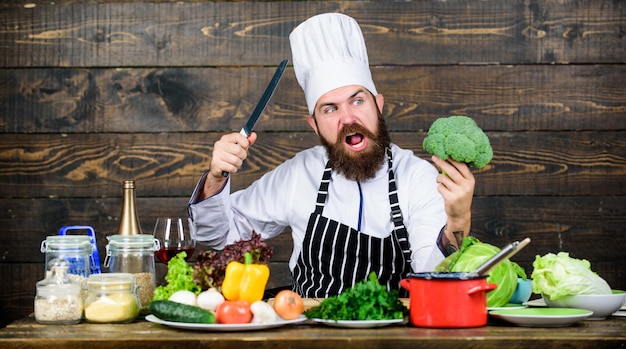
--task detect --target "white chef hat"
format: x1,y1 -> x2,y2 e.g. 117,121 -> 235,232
289,13 -> 377,115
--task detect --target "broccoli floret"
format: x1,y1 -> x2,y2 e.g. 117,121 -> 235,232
422,115 -> 493,169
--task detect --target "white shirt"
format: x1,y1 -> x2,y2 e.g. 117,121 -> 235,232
188,143 -> 447,273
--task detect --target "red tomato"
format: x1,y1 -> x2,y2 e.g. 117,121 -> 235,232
273,290 -> 304,320
215,300 -> 253,324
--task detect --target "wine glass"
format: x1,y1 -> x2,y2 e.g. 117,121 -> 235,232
153,217 -> 196,263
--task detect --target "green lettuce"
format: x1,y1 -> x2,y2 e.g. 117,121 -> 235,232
531,252 -> 611,300
435,237 -> 527,307
153,252 -> 201,301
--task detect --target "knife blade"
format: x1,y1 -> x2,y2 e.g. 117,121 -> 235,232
222,59 -> 288,177
474,237 -> 531,275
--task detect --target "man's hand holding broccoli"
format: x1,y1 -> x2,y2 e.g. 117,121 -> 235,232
423,115 -> 491,251
423,115 -> 493,169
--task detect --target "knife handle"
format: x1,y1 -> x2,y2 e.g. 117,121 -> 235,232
221,128 -> 250,177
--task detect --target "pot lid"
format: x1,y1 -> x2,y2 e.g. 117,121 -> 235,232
407,272 -> 487,280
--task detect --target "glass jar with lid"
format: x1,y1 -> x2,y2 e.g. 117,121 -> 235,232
34,258 -> 84,325
84,273 -> 140,323
105,234 -> 158,309
40,235 -> 92,282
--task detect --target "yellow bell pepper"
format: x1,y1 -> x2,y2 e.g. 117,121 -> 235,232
221,252 -> 270,303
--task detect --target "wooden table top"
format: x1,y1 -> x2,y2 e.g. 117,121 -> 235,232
1,314 -> 625,349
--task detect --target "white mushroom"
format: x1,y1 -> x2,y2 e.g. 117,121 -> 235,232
250,301 -> 278,324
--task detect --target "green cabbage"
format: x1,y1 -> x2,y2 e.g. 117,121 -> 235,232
435,237 -> 527,307
531,252 -> 611,300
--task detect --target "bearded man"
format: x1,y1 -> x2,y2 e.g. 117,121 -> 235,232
188,13 -> 475,297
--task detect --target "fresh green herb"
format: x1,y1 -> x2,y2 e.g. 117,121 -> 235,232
304,272 -> 408,321
153,252 -> 201,301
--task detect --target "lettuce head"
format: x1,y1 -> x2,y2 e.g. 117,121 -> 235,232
531,252 -> 611,300
435,237 -> 527,307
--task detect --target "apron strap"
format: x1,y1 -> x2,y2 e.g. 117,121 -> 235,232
314,166 -> 332,214
386,147 -> 412,265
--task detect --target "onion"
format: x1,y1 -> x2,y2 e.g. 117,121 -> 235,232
197,288 -> 225,312
168,290 -> 197,306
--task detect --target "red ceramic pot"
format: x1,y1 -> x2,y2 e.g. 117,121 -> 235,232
400,272 -> 497,328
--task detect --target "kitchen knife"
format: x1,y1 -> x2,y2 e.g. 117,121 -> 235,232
222,59 -> 288,177
474,237 -> 531,276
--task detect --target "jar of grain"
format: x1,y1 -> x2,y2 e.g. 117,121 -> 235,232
40,235 -> 92,282
84,273 -> 140,323
35,259 -> 83,325
105,235 -> 158,310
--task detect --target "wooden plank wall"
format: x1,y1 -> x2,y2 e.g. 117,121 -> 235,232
1,0 -> 625,327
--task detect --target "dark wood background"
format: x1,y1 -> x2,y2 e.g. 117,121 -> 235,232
1,0 -> 624,328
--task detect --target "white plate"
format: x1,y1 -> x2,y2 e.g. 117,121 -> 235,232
145,314 -> 307,331
523,298 -> 548,307
311,318 -> 406,328
524,298 -> 626,311
487,303 -> 528,311
490,308 -> 593,327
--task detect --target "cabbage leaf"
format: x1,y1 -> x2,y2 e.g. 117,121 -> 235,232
435,237 -> 527,307
531,252 -> 611,300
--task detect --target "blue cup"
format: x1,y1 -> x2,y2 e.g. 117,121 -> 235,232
509,278 -> 533,304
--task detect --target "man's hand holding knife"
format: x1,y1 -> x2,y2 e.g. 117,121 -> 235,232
200,60 -> 288,200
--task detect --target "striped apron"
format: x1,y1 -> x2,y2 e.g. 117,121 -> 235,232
292,148 -> 412,297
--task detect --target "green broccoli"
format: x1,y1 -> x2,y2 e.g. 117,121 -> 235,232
422,115 -> 493,169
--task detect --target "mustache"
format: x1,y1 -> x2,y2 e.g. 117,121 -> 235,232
337,123 -> 375,144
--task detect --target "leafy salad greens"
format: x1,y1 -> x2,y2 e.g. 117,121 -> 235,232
304,272 -> 408,321
153,252 -> 201,301
435,237 -> 527,307
531,252 -> 611,300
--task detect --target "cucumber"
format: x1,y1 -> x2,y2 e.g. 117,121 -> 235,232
150,300 -> 215,324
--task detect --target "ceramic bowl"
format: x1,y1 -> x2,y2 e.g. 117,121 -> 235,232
508,278 -> 533,304
543,290 -> 626,320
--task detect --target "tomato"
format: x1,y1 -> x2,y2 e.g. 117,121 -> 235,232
215,300 -> 253,324
272,290 -> 304,320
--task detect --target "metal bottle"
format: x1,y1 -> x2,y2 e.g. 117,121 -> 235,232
116,180 -> 142,236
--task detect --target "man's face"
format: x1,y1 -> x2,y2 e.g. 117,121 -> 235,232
308,85 -> 390,181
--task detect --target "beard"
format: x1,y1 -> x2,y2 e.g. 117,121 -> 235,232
319,113 -> 391,182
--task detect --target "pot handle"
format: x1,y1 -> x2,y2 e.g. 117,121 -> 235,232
399,279 -> 411,292
467,283 -> 498,295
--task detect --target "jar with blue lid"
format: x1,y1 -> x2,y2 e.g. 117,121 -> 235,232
40,235 -> 92,281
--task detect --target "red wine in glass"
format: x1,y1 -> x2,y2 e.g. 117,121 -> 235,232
153,217 -> 196,263
155,246 -> 195,264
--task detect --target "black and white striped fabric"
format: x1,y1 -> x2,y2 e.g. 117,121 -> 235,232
293,148 -> 412,297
